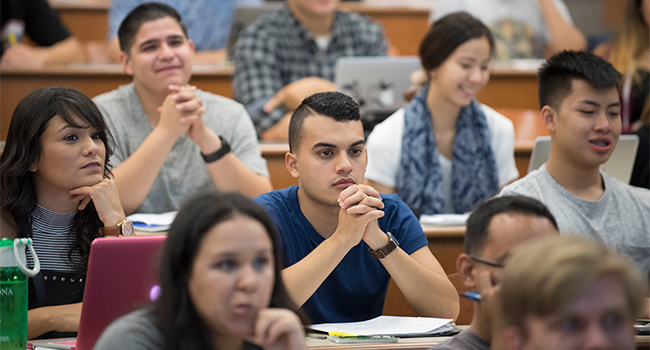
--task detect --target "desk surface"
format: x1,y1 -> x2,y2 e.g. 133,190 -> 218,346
30,332 -> 650,350
0,61 -> 538,140
306,334 -> 454,349
0,61 -> 233,76
307,334 -> 650,349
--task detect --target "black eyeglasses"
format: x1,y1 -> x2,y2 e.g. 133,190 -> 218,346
469,254 -> 504,268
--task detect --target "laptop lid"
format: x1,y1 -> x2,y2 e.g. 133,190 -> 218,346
335,56 -> 422,125
226,3 -> 283,62
74,236 -> 166,350
527,135 -> 640,183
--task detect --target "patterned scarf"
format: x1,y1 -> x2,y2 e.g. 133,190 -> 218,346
396,86 -> 499,214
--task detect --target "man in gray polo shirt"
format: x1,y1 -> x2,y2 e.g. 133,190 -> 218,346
94,3 -> 272,214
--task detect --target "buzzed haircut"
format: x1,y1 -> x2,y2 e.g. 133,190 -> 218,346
538,51 -> 622,111
464,195 -> 558,255
118,2 -> 188,54
288,91 -> 361,153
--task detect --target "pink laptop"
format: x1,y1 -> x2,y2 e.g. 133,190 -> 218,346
32,236 -> 166,350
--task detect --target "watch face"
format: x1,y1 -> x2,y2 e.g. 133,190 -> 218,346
122,220 -> 135,237
387,231 -> 399,246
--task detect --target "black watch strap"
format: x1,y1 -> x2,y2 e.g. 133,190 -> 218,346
201,136 -> 231,163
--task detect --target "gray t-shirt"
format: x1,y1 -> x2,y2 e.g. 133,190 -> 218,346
94,309 -> 163,350
94,309 -> 262,350
94,83 -> 269,213
431,329 -> 490,350
500,164 -> 650,280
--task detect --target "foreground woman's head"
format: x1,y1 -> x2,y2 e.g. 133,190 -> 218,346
156,191 -> 300,349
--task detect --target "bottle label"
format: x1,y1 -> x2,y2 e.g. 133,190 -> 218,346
1,270 -> 28,350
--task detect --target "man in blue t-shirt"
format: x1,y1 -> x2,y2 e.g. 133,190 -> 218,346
254,91 -> 459,324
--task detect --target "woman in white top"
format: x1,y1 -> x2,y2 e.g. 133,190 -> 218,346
366,12 -> 518,215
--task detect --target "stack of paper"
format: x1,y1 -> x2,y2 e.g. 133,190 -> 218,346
420,214 -> 469,227
127,211 -> 177,234
308,315 -> 455,337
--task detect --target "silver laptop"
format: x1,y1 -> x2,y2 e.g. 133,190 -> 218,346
527,135 -> 640,183
335,56 -> 422,128
226,3 -> 283,62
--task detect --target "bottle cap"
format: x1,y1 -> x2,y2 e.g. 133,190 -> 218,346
0,238 -> 20,268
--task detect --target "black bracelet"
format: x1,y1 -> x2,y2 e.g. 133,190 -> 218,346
201,136 -> 231,163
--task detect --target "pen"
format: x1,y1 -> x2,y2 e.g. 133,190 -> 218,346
459,291 -> 482,302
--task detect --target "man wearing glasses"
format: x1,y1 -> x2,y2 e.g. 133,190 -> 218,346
432,195 -> 558,350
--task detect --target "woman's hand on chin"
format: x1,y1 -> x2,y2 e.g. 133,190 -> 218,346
69,179 -> 126,227
248,308 -> 306,350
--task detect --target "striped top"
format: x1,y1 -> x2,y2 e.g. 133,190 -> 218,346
26,205 -> 81,272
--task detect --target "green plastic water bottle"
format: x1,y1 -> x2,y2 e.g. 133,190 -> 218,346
0,238 -> 40,350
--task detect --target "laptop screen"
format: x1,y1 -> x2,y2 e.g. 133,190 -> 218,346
75,236 -> 166,350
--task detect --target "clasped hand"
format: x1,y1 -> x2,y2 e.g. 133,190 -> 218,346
334,185 -> 387,249
157,85 -> 223,152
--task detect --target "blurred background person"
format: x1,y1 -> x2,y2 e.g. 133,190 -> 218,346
106,0 -> 260,62
1,0 -> 84,68
595,0 -> 650,134
430,0 -> 586,60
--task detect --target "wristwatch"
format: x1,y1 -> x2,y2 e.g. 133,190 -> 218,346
201,136 -> 231,163
101,218 -> 135,237
369,232 -> 399,259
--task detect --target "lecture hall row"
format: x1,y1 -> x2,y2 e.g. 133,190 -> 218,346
1,0 -> 646,332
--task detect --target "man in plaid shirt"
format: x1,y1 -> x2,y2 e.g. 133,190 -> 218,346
233,0 -> 387,141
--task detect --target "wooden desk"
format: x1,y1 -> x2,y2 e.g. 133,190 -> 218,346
50,0 -> 430,56
306,333 -> 456,349
496,107 -> 549,177
307,334 -> 650,349
340,3 -> 429,56
477,68 -> 539,110
0,62 -> 233,140
383,225 -> 465,318
27,331 -> 649,349
259,142 -> 297,191
0,62 -> 539,140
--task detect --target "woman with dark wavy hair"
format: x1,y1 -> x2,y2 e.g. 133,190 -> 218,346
95,191 -> 307,350
0,86 -> 128,339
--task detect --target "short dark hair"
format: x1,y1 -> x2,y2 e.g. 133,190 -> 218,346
153,191 -> 306,350
464,196 -> 558,255
538,51 -> 622,111
118,2 -> 188,54
419,12 -> 495,74
288,91 -> 360,153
